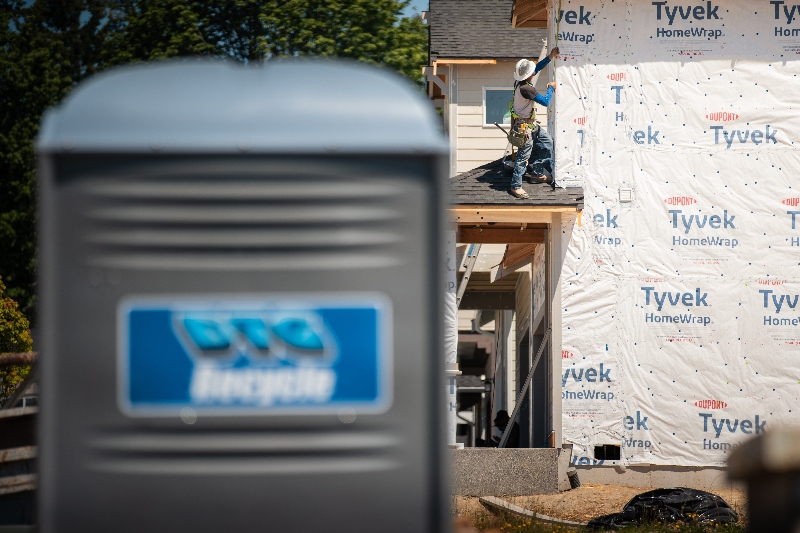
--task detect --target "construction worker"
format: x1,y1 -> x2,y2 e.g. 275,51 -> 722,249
509,47 -> 559,199
491,410 -> 520,448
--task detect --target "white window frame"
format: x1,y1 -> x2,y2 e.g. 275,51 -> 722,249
482,86 -> 514,128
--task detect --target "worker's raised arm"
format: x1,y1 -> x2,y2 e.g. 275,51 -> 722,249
534,47 -> 560,74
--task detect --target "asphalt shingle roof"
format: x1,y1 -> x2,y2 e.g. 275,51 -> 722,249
429,0 -> 547,61
450,159 -> 584,207
456,374 -> 487,391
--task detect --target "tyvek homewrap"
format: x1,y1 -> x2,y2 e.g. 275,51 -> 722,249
550,0 -> 800,466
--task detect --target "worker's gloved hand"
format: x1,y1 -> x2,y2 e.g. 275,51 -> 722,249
547,81 -> 557,91
549,47 -> 560,59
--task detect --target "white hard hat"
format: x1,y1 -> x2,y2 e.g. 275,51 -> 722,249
514,59 -> 536,81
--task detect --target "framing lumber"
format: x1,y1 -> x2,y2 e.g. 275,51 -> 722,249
451,206 -> 576,224
480,497 -> 587,527
490,243 -> 539,282
457,227 -> 545,244
499,328 -> 551,447
513,0 -> 548,27
433,59 -> 497,65
422,66 -> 448,96
459,292 -> 516,310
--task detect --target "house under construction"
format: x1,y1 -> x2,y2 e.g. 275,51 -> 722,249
429,0 -> 799,493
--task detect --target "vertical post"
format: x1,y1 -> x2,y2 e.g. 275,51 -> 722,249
507,313 -> 516,417
547,0 -> 556,142
526,266 -> 534,447
444,229 -> 460,446
448,64 -> 458,177
550,214 -> 563,447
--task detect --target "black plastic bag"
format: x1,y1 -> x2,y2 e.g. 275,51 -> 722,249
587,487 -> 739,530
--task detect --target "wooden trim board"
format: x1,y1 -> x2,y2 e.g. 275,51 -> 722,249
479,496 -> 587,527
457,227 -> 545,244
451,205 -> 577,224
434,59 -> 497,65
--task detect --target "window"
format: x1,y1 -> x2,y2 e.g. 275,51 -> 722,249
483,87 -> 514,127
594,444 -> 621,461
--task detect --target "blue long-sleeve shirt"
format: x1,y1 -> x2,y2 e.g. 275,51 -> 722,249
534,56 -> 551,74
533,86 -> 554,107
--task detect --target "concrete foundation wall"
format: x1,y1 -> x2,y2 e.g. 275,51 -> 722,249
452,449 -> 559,496
573,465 -> 744,492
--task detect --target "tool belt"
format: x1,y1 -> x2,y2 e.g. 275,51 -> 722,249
507,119 -> 540,148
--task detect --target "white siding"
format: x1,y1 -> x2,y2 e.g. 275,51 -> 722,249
454,61 -> 551,174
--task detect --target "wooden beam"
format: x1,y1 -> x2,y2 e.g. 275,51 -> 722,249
451,205 -> 577,224
458,227 -> 545,244
517,19 -> 548,28
459,292 -> 516,310
518,5 -> 547,22
514,0 -> 547,25
504,243 -> 538,267
433,59 -> 497,65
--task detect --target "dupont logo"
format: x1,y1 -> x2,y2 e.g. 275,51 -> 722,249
607,72 -> 624,81
706,112 -> 739,122
638,277 -> 665,283
664,196 -> 697,206
562,350 -> 575,359
783,197 -> 800,207
574,117 -> 587,126
695,400 -> 728,409
757,279 -> 787,286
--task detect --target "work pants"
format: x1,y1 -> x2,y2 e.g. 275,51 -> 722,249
511,127 -> 553,190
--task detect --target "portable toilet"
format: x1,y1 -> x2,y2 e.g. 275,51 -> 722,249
36,59 -> 449,533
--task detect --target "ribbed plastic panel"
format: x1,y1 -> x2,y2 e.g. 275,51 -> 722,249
87,429 -> 400,475
79,168 -> 408,270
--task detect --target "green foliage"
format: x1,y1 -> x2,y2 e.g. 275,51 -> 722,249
259,0 -> 427,82
0,276 -> 33,405
0,0 -> 429,322
0,0 -> 115,317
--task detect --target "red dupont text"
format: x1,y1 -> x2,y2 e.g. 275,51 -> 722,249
664,196 -> 697,206
607,72 -> 624,81
706,112 -> 739,122
562,350 -> 575,359
574,117 -> 587,126
695,400 -> 727,409
783,198 -> 800,207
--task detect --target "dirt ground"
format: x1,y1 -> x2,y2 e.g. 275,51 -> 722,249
454,483 -> 748,525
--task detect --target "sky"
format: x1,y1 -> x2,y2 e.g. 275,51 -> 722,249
403,0 -> 428,17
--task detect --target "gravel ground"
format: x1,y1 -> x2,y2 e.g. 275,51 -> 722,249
454,483 -> 748,525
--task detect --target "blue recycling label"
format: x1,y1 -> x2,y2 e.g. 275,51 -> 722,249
118,295 -> 392,416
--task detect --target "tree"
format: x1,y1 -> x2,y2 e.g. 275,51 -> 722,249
0,0 -> 116,319
0,0 -> 429,324
0,276 -> 33,405
259,0 -> 427,82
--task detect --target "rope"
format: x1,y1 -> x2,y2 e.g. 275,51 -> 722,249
554,0 -> 563,48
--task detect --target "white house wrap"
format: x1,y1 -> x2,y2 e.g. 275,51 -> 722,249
552,0 -> 800,466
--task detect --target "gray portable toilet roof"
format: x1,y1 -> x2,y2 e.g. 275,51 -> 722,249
37,59 -> 448,155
